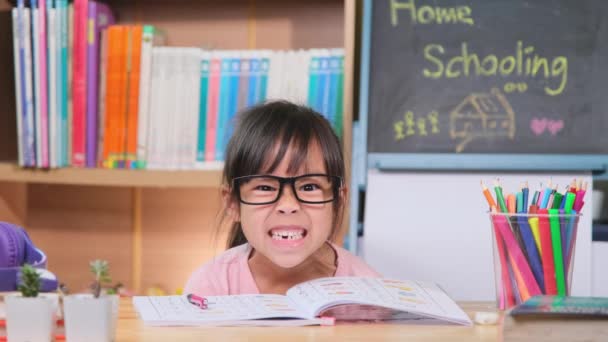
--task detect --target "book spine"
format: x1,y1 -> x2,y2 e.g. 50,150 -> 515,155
224,54 -> 240,153
184,48 -> 201,169
71,0 -> 86,167
334,53 -> 344,137
307,51 -> 319,111
236,51 -> 249,113
215,54 -> 231,161
102,25 -> 124,168
135,25 -> 154,169
258,52 -> 269,102
86,2 -> 114,168
317,50 -> 330,118
38,0 -> 49,167
196,52 -> 209,165
32,2 -> 42,167
204,53 -> 220,162
145,47 -> 164,169
327,51 -> 340,132
247,55 -> 259,107
47,1 -> 57,168
125,25 -> 143,169
67,2 -> 73,166
114,25 -> 129,168
11,8 -> 24,167
23,7 -> 36,167
96,28 -> 108,167
58,0 -> 68,166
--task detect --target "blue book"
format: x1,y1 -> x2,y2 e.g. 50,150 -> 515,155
196,55 -> 210,162
327,53 -> 340,129
17,1 -> 36,166
316,54 -> 330,117
236,56 -> 250,112
215,56 -> 232,161
247,57 -> 260,106
59,0 -> 68,166
224,56 -> 241,150
307,54 -> 320,111
334,54 -> 345,137
258,55 -> 269,102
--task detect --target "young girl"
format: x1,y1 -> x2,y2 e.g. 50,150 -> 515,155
184,101 -> 380,296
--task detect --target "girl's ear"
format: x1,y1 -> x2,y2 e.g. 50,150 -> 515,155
222,186 -> 240,222
339,184 -> 348,204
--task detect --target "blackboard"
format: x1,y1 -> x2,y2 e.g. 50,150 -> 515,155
366,0 -> 608,155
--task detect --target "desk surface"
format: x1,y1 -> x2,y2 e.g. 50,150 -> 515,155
116,299 -> 502,341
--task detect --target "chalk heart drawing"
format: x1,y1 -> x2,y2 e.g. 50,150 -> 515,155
547,119 -> 564,136
530,118 -> 548,135
530,118 -> 564,136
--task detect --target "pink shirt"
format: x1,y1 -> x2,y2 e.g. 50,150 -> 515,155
184,243 -> 381,296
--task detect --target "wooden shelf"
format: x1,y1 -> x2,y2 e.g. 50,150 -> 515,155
0,161 -> 223,188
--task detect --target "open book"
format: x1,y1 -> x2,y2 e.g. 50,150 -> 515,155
133,277 -> 472,326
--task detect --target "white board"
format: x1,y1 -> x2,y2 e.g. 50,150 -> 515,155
363,170 -> 592,301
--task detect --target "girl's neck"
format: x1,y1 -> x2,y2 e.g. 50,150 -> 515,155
248,242 -> 338,295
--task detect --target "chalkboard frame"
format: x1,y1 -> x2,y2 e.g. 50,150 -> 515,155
358,0 -> 608,175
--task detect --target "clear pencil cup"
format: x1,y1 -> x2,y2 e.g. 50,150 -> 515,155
489,211 -> 581,310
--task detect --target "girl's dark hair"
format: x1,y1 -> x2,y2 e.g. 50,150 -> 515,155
221,101 -> 346,249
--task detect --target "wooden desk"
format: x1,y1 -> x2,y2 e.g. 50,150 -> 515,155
116,298 -> 502,341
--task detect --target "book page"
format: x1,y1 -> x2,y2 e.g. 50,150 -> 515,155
286,277 -> 471,325
133,294 -> 315,326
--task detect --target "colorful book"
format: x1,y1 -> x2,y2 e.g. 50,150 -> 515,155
511,296 -> 608,317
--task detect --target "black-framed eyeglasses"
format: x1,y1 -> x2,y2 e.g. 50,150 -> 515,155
232,174 -> 343,205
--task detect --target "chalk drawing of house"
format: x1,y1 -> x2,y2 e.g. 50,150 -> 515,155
449,88 -> 516,153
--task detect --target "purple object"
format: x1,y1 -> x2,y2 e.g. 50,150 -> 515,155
86,1 -> 114,167
0,222 -> 58,292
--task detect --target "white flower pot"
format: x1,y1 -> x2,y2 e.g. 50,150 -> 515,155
5,293 -> 58,342
63,294 -> 119,342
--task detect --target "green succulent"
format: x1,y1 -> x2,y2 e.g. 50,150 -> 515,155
18,264 -> 41,298
90,259 -> 112,298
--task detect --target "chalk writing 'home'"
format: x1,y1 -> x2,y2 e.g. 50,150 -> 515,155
391,0 -> 474,26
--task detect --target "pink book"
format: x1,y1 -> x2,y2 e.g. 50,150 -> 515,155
38,0 -> 49,167
71,0 -> 87,167
205,55 -> 221,161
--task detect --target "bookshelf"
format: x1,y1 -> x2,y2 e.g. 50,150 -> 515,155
0,0 -> 356,295
0,161 -> 223,187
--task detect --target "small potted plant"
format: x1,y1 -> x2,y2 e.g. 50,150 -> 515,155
63,260 -> 120,342
5,264 -> 58,342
